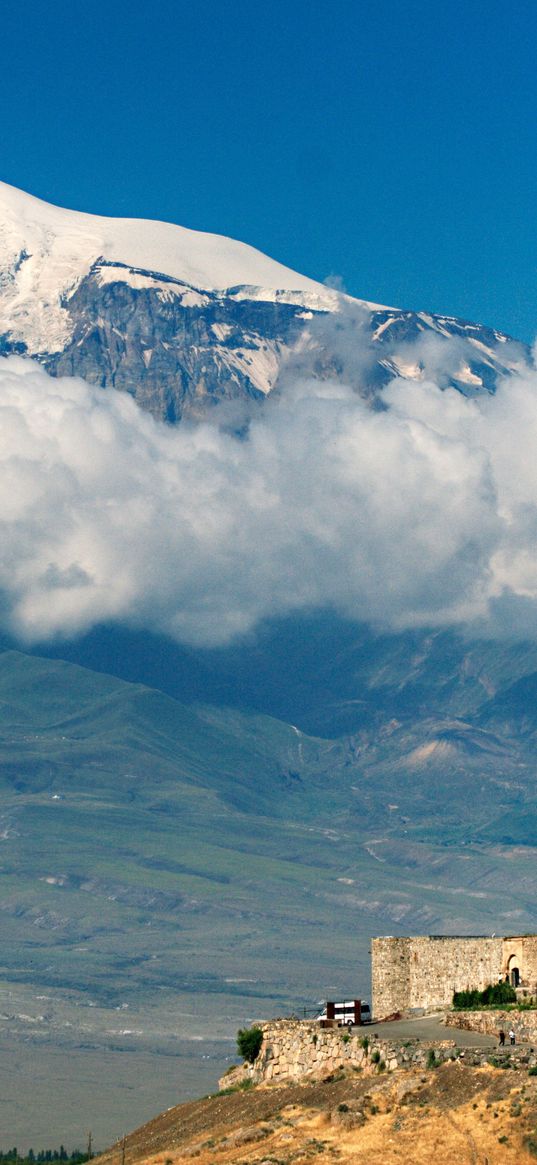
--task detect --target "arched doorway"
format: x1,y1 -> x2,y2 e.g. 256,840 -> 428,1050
508,955 -> 520,988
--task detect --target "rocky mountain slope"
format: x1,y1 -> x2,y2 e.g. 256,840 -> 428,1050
0,183 -> 527,420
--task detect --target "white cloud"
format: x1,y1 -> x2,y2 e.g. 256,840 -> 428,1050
1,349 -> 537,646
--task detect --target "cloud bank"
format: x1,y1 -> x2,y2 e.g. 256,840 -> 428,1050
1,349 -> 537,647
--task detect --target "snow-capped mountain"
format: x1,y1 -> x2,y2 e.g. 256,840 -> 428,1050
0,182 -> 527,421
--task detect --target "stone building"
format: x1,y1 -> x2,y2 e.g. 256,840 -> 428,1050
372,934 -> 537,1019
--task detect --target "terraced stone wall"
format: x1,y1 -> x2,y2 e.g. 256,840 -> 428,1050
446,1009 -> 537,1043
218,1018 -> 537,1092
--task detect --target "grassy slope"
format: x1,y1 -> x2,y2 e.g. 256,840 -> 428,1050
4,643 -> 537,1144
36,618 -> 537,736
2,645 -> 537,1031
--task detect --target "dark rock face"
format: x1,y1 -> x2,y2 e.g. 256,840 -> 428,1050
0,257 -> 527,423
45,263 -> 312,422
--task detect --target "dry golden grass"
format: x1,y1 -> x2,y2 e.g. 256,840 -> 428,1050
96,1062 -> 537,1165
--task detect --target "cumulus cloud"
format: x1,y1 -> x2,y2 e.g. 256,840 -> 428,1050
1,349 -> 537,646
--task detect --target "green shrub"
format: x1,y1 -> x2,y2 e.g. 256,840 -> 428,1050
371,1049 -> 380,1064
529,1066 -> 537,1076
337,1103 -> 349,1113
426,1049 -> 437,1069
483,982 -> 517,1005
453,988 -> 481,1009
342,1033 -> 350,1044
236,1025 -> 263,1063
453,982 -> 516,1009
360,1036 -> 369,1052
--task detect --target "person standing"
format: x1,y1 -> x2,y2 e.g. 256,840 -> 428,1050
509,1028 -> 516,1045
499,1029 -> 506,1046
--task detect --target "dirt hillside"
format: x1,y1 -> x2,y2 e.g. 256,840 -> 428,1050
96,1061 -> 537,1164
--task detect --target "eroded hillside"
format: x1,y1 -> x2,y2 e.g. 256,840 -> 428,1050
96,1063 -> 537,1165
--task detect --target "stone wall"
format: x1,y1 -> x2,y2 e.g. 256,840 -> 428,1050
218,1018 -> 537,1092
372,935 -> 537,1019
372,936 -> 504,1018
446,1008 -> 537,1044
502,937 -> 537,992
252,1022 -> 398,1084
370,937 -> 411,1019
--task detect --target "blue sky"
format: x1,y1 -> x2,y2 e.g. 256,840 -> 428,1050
2,0 -> 537,339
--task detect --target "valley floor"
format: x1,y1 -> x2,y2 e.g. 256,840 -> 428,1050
0,1035 -> 230,1152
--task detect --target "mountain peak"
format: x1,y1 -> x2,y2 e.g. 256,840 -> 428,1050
0,182 -> 524,422
0,180 -> 368,344
0,179 -> 329,291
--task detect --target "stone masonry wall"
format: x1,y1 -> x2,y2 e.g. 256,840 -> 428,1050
372,936 -> 504,1019
446,1009 -> 537,1044
219,1018 -> 537,1092
409,937 -> 503,1010
503,937 -> 537,992
370,937 -> 411,1018
252,1021 -> 397,1083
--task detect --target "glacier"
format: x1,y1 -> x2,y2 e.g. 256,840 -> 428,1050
0,181 -> 528,422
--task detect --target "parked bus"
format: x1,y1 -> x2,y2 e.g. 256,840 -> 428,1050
315,1000 -> 371,1026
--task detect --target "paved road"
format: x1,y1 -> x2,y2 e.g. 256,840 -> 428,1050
363,1014 -> 497,1048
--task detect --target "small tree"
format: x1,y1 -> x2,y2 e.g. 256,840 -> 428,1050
237,1025 -> 263,1063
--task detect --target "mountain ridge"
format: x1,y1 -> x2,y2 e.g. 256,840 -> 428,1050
0,179 -> 334,300
0,182 -> 527,420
